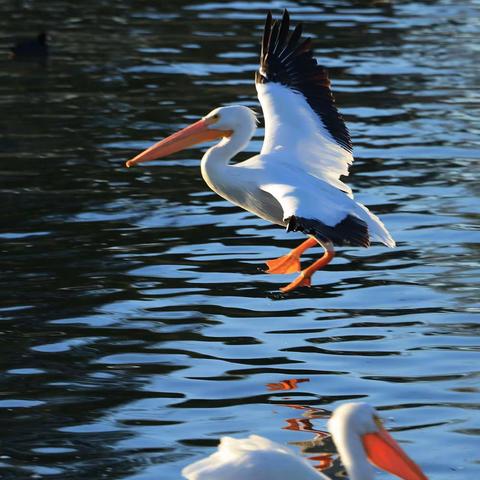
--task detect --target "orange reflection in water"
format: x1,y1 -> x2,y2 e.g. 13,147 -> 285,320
266,377 -> 335,474
309,453 -> 334,470
266,378 -> 310,391
282,404 -> 329,435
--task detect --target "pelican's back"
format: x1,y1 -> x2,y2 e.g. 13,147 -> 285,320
182,434 -> 323,480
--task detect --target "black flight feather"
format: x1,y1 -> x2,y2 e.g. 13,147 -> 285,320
257,10 -> 352,153
286,215 -> 370,248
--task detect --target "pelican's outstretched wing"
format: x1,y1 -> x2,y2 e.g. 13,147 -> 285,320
256,10 -> 354,195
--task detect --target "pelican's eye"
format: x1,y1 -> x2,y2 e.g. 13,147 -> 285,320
211,113 -> 220,121
373,415 -> 383,429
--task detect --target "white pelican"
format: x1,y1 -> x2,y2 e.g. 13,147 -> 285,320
181,403 -> 428,480
126,10 -> 395,293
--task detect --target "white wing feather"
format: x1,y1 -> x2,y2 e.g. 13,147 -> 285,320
257,82 -> 354,197
260,180 -> 395,247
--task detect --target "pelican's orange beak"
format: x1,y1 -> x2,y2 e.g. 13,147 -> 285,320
363,426 -> 428,480
126,117 -> 231,167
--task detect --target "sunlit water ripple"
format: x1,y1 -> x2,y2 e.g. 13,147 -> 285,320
1,1 -> 479,479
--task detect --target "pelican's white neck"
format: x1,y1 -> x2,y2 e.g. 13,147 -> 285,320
203,126 -> 251,166
335,432 -> 375,480
328,403 -> 377,480
200,107 -> 256,190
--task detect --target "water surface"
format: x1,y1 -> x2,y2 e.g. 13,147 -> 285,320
1,1 -> 479,479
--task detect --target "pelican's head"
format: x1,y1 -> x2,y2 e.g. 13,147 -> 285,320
203,105 -> 257,134
126,105 -> 256,167
329,403 -> 380,437
328,403 -> 428,480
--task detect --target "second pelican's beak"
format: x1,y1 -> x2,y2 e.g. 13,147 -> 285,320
362,426 -> 428,480
126,118 -> 231,167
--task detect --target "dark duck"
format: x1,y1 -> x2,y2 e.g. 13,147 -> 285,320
9,32 -> 48,59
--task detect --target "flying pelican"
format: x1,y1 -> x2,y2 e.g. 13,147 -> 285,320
126,10 -> 395,293
181,403 -> 428,480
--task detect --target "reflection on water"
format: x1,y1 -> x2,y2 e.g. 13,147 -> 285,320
1,0 -> 479,479
266,380 -> 326,437
266,378 -> 334,474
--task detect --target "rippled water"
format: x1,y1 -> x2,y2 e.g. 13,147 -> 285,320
1,1 -> 479,479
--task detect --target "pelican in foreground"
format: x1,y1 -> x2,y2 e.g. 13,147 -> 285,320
182,403 -> 428,480
126,11 -> 395,292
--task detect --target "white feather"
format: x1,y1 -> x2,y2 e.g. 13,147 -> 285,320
260,177 -> 395,247
257,82 -> 354,196
182,434 -> 326,480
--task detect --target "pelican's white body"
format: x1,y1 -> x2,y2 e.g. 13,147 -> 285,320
200,83 -> 395,247
182,403 -> 396,480
182,434 -> 324,480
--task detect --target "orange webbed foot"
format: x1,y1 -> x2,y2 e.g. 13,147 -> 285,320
266,253 -> 301,274
280,272 -> 312,293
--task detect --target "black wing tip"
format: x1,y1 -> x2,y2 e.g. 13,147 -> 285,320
286,215 -> 370,248
259,10 -> 293,66
257,10 -> 352,153
265,10 -> 273,33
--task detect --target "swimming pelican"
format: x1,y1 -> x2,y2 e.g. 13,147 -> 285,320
181,403 -> 428,480
126,10 -> 395,292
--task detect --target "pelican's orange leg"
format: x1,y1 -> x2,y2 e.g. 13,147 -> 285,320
266,237 -> 318,274
280,240 -> 335,293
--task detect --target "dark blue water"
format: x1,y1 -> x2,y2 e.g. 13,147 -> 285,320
1,1 -> 479,479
